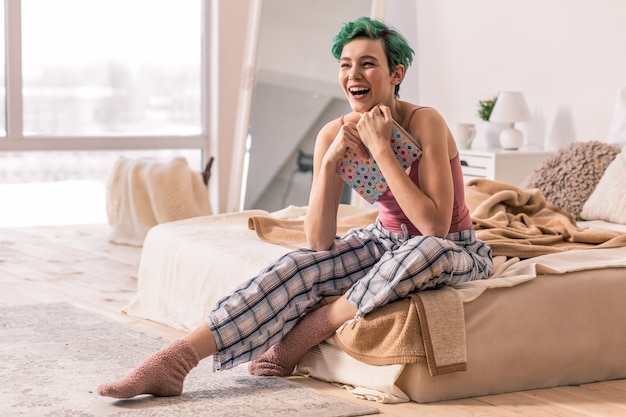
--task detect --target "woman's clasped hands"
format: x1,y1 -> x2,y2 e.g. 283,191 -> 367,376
356,104 -> 394,158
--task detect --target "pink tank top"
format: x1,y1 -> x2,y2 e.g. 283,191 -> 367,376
376,153 -> 472,236
340,109 -> 473,236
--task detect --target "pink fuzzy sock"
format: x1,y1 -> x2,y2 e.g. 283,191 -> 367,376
98,338 -> 199,398
248,305 -> 336,377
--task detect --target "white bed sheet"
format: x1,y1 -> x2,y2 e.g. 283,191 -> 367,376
123,210 -> 291,330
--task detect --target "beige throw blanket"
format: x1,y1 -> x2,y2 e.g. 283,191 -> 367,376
333,287 -> 467,377
248,206 -> 378,249
465,179 -> 626,258
106,157 -> 212,246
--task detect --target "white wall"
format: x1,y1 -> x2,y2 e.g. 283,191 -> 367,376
411,0 -> 626,150
226,0 -> 626,212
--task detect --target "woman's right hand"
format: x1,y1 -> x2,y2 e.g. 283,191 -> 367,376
322,120 -> 369,167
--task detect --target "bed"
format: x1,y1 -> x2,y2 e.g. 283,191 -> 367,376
123,141 -> 626,404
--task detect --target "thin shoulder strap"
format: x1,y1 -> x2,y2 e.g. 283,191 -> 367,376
403,106 -> 432,131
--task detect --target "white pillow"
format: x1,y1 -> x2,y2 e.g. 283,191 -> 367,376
580,146 -> 626,224
606,86 -> 626,145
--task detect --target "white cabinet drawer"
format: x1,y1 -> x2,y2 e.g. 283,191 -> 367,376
462,166 -> 489,177
459,154 -> 493,169
459,152 -> 494,181
459,149 -> 552,186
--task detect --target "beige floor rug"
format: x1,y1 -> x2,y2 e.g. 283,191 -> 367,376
0,303 -> 378,417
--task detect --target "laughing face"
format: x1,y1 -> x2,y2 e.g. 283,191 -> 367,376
339,37 -> 402,113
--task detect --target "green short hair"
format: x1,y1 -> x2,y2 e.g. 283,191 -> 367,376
332,16 -> 414,98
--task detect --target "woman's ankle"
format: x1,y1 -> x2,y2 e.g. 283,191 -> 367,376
183,323 -> 218,360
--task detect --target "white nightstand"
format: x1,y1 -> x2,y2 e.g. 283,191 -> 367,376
459,148 -> 552,186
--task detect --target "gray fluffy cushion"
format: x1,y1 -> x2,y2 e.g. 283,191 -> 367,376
521,141 -> 622,219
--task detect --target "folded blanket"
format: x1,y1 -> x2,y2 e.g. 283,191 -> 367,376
106,157 -> 212,246
248,205 -> 378,249
465,179 -> 626,258
333,287 -> 466,377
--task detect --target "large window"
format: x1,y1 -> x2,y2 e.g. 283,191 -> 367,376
0,0 -> 205,176
0,1 -> 207,226
20,0 -> 202,137
2,0 -> 205,146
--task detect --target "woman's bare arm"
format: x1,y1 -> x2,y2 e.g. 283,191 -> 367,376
357,105 -> 454,237
304,118 -> 367,250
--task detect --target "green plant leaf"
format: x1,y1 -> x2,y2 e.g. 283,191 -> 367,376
477,95 -> 498,121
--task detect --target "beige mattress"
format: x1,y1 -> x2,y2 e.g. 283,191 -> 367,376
124,211 -> 626,403
298,264 -> 626,403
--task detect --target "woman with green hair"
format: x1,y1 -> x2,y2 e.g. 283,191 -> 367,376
98,16 -> 492,399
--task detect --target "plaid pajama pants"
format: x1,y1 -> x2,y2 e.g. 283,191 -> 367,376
207,219 -> 493,371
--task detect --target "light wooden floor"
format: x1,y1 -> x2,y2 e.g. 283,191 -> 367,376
2,223 -> 626,417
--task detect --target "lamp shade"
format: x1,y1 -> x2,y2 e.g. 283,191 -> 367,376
489,91 -> 531,123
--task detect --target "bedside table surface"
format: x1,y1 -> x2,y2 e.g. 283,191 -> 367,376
459,148 -> 553,186
460,148 -> 552,156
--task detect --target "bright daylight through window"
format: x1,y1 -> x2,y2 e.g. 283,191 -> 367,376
0,0 -> 204,227
21,0 -> 201,136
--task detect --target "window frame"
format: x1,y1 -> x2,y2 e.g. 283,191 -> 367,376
1,0 -> 209,153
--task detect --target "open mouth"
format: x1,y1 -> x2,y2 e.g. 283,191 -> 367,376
349,87 -> 370,97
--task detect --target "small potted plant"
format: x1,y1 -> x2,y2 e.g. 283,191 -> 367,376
477,96 -> 497,121
477,94 -> 507,149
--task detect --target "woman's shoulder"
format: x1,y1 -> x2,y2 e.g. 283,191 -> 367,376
401,102 -> 440,121
401,103 -> 446,130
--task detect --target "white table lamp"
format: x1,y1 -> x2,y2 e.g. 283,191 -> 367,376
489,91 -> 531,150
